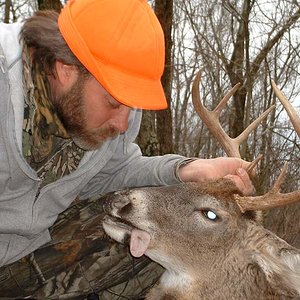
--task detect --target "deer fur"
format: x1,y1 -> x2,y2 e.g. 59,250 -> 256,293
103,179 -> 300,300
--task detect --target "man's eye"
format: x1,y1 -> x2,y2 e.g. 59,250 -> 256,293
201,209 -> 220,221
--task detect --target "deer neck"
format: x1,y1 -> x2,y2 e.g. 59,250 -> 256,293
192,224 -> 277,299
196,256 -> 270,299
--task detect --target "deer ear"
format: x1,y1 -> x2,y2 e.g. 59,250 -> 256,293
253,244 -> 300,295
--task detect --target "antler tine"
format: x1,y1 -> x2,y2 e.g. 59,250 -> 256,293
246,154 -> 263,174
271,80 -> 300,138
235,163 -> 300,212
192,71 -> 241,157
192,71 -> 274,158
233,81 -> 300,212
214,83 -> 241,117
235,105 -> 275,145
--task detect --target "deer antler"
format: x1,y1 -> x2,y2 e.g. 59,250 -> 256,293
192,72 -> 300,212
236,82 -> 300,212
235,163 -> 300,212
192,72 -> 275,158
271,80 -> 300,137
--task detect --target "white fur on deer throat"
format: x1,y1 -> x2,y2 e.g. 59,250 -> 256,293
146,248 -> 193,288
160,269 -> 193,291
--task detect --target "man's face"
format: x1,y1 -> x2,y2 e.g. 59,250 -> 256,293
55,73 -> 131,151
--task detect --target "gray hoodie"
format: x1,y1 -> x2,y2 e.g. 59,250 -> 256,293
0,22 -> 184,266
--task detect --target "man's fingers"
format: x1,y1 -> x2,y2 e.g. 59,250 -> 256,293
224,168 -> 254,195
236,167 -> 248,180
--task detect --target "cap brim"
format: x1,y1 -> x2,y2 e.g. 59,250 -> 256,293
58,6 -> 168,110
95,59 -> 168,110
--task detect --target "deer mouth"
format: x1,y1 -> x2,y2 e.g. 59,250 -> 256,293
103,215 -> 133,240
103,215 -> 151,258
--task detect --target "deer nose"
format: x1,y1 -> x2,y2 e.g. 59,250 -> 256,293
112,195 -> 131,210
103,190 -> 132,213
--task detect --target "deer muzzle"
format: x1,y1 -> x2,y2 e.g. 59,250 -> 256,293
103,190 -> 152,258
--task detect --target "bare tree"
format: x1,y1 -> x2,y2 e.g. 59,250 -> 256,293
171,0 -> 300,248
138,0 -> 174,155
3,0 -> 11,23
37,0 -> 62,11
154,0 -> 174,154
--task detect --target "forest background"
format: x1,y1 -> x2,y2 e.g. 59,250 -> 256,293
1,0 -> 299,247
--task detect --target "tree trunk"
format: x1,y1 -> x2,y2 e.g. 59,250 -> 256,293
226,0 -> 252,138
136,110 -> 160,156
226,1 -> 300,138
3,0 -> 11,23
37,0 -> 62,11
154,0 -> 174,154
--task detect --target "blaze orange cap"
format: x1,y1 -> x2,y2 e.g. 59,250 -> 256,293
58,0 -> 167,110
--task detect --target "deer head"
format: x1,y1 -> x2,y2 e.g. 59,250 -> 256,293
103,180 -> 300,299
103,74 -> 300,299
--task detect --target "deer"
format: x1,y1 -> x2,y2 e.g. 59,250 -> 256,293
103,73 -> 300,300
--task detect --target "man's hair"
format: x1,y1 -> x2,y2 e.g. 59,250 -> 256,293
20,10 -> 89,77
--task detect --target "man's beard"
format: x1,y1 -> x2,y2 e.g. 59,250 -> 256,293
54,76 -> 119,151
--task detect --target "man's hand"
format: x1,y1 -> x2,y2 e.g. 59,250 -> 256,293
177,157 -> 254,195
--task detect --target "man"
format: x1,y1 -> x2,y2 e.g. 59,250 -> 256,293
0,0 -> 253,298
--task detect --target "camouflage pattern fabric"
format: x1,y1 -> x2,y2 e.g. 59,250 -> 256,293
0,195 -> 163,299
22,43 -> 85,187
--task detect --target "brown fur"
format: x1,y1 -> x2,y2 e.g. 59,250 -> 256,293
103,180 -> 300,300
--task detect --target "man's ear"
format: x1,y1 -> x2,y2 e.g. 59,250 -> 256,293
54,61 -> 78,89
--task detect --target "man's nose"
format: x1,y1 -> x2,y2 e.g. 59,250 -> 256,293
110,105 -> 131,133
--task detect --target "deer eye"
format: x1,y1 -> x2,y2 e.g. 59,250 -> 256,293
201,209 -> 220,221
